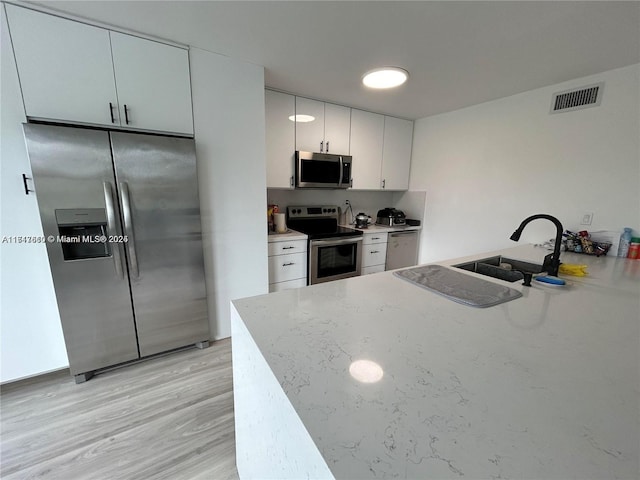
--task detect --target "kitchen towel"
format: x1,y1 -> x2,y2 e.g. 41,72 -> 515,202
394,264 -> 522,308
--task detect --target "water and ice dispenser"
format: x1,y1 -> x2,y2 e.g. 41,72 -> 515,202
55,209 -> 111,260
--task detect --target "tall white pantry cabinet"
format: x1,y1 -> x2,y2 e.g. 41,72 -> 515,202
6,4 -> 194,136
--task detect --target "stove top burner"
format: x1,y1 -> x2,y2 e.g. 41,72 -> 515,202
286,205 -> 362,240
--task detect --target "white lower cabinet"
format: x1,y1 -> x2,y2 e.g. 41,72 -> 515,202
269,278 -> 307,293
363,264 -> 386,275
361,232 -> 388,274
268,239 -> 307,291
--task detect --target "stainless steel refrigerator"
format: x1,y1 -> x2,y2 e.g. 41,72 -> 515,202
23,123 -> 209,383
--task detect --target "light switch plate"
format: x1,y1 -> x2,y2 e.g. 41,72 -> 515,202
580,212 -> 593,225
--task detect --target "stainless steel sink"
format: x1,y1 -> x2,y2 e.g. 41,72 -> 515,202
453,256 -> 544,283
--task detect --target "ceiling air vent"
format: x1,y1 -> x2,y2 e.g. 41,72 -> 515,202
550,82 -> 604,114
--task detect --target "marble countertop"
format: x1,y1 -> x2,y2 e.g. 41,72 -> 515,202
233,245 -> 639,479
267,229 -> 307,242
340,223 -> 422,234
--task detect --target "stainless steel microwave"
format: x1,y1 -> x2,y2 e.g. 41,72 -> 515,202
295,151 -> 352,189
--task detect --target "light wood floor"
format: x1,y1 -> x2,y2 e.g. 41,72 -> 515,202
0,339 -> 239,480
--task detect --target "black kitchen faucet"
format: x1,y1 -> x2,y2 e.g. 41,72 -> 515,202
510,214 -> 564,279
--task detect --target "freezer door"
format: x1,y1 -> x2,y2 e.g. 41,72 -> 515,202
22,124 -> 139,375
110,132 -> 209,356
385,231 -> 419,270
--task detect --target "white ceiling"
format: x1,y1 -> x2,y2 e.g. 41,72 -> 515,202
24,1 -> 640,120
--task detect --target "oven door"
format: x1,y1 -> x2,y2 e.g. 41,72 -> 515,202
309,237 -> 363,284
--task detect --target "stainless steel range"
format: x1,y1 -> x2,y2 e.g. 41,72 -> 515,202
287,205 -> 363,285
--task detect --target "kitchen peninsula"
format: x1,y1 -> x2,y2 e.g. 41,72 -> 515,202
231,245 -> 639,479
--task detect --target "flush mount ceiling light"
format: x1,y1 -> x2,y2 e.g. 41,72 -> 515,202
349,359 -> 384,383
362,67 -> 409,89
289,114 -> 315,123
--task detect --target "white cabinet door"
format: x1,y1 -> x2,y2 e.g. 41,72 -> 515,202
265,90 -> 295,188
381,116 -> 413,190
269,278 -> 307,293
295,97 -> 325,152
324,103 -> 350,155
110,32 -> 193,135
362,232 -> 388,245
268,239 -> 306,256
6,4 -> 119,127
363,264 -> 385,275
350,109 -> 384,190
362,244 -> 387,268
268,252 -> 307,284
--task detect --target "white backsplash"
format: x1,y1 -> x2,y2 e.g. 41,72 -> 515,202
267,189 -> 426,226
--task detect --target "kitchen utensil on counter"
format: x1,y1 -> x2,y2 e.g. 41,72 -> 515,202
376,208 -> 406,226
274,212 -> 287,233
558,264 -> 588,276
355,212 -> 371,229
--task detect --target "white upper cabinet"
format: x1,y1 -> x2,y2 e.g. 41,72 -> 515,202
349,109 -> 384,190
265,90 -> 413,191
323,103 -> 351,155
265,90 -> 295,188
6,5 -> 193,135
294,97 -> 324,152
110,32 -> 193,135
381,116 -> 413,190
295,97 -> 350,155
6,4 -> 119,127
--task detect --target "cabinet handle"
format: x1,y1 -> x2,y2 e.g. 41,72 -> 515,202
372,237 -> 380,240
382,179 -> 386,189
22,174 -> 34,195
282,262 -> 295,267
290,175 -> 294,187
370,250 -> 379,254
320,140 -> 323,153
109,103 -> 116,123
326,141 -> 330,153
282,246 -> 295,250
124,105 -> 130,125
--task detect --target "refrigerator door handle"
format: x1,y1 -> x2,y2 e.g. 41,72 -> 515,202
103,181 -> 124,279
119,182 -> 139,279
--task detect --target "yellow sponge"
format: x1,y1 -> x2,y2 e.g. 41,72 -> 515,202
559,264 -> 588,277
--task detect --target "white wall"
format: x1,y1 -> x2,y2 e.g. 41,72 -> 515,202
1,6 -> 68,383
410,64 -> 640,263
190,47 -> 269,340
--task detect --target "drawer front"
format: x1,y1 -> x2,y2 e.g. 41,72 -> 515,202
268,239 -> 307,256
362,245 -> 387,267
268,252 -> 307,284
362,264 -> 385,275
269,278 -> 307,293
363,232 -> 388,245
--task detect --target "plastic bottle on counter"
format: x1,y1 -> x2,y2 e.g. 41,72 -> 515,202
617,227 -> 632,257
627,238 -> 640,260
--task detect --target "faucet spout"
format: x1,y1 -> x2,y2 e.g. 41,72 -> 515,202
510,214 -> 564,277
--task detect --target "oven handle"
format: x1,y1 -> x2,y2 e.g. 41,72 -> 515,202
310,237 -> 363,247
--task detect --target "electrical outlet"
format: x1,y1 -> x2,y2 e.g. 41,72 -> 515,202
580,212 -> 593,225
